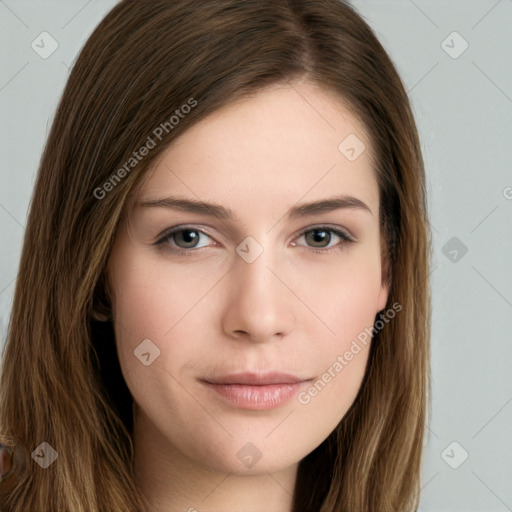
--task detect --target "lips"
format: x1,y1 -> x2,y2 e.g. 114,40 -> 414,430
200,372 -> 313,410
202,371 -> 308,386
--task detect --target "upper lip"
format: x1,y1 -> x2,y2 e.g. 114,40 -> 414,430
202,372 -> 310,385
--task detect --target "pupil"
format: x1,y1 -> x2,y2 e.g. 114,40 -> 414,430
177,229 -> 199,247
308,229 -> 330,247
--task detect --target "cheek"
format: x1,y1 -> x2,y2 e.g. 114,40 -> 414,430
109,242 -> 220,370
292,248 -> 381,418
108,252 -> 210,438
297,243 -> 383,343
293,286 -> 375,444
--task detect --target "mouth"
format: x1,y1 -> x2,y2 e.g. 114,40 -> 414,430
203,371 -> 309,386
200,372 -> 313,410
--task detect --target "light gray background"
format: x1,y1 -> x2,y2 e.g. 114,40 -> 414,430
1,1 -> 511,510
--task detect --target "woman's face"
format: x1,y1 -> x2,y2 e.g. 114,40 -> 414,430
107,80 -> 388,477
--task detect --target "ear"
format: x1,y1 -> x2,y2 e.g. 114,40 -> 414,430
377,233 -> 391,312
88,305 -> 111,322
376,279 -> 389,312
88,269 -> 113,322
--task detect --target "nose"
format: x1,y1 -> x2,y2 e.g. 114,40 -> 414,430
221,246 -> 296,344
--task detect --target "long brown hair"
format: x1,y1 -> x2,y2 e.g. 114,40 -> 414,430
0,1 -> 431,510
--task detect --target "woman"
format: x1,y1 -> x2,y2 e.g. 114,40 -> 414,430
0,0 -> 431,510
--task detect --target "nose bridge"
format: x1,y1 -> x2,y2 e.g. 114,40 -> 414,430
235,234 -> 278,288
237,243 -> 276,296
222,237 -> 295,341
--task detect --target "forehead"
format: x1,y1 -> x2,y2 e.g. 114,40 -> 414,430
137,80 -> 378,218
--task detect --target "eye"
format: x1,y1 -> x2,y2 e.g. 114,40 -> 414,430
155,224 -> 355,256
293,226 -> 355,253
155,226 -> 215,254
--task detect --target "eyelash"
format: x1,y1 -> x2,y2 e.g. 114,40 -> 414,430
155,225 -> 355,256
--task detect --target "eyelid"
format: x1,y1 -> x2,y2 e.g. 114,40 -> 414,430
294,224 -> 355,243
156,223 -> 214,236
155,224 -> 217,248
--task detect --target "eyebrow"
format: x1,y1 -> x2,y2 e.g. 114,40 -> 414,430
137,194 -> 373,219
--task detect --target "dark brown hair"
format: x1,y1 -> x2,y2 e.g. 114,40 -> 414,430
0,1 -> 431,510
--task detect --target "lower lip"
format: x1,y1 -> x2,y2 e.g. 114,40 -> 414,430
202,381 -> 305,410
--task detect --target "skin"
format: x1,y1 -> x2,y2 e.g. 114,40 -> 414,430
107,79 -> 389,512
